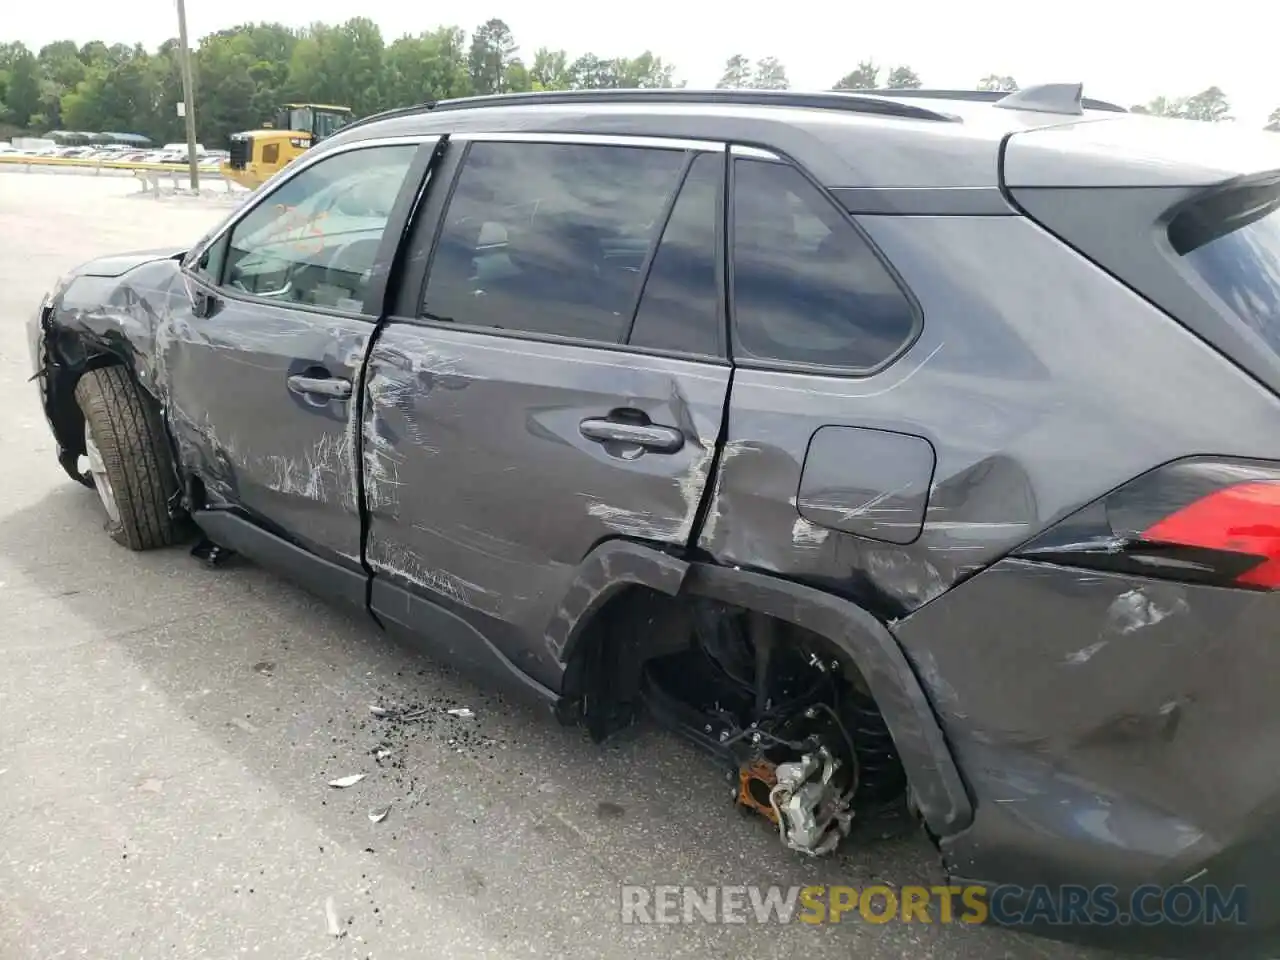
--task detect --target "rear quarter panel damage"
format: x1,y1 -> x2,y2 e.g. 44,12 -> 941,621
895,558 -> 1280,892
698,214 -> 1280,620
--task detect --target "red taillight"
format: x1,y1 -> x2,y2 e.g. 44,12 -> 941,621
1143,481 -> 1280,588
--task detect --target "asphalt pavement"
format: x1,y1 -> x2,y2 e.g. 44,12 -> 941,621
0,171 -> 1129,960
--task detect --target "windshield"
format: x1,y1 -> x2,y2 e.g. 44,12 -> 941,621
1171,181 -> 1280,355
313,110 -> 349,140
287,107 -> 314,135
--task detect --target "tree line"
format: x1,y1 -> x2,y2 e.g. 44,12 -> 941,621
1,21 -> 1277,148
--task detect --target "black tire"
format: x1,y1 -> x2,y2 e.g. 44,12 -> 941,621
73,366 -> 184,550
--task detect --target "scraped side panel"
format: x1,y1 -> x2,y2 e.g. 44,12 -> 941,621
361,322 -> 729,687
159,294 -> 370,564
699,215 -> 1280,619
797,425 -> 936,545
896,558 -> 1280,893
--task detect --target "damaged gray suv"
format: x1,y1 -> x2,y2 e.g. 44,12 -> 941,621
28,85 -> 1280,955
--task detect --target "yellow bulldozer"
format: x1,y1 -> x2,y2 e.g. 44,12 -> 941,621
220,103 -> 354,190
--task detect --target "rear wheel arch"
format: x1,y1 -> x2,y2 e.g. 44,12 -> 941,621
678,563 -> 974,838
551,538 -> 974,839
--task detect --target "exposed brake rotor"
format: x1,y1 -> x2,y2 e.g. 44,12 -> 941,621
738,758 -> 780,823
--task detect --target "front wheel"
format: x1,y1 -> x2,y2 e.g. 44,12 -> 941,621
74,366 -> 185,550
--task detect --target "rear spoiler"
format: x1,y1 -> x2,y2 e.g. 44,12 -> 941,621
1004,115 -> 1280,189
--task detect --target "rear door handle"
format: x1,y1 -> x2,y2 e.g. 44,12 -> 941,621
579,417 -> 685,454
287,375 -> 352,400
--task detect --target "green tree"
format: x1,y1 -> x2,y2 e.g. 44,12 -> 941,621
286,19 -> 385,117
833,61 -> 880,90
62,49 -> 167,139
569,53 -> 617,89
1138,88 -> 1231,122
752,57 -> 789,90
190,24 -> 301,141
564,51 -> 675,90
529,48 -> 572,91
39,41 -> 86,93
1138,95 -> 1183,116
977,74 -> 1018,92
504,60 -> 531,93
193,32 -> 265,144
3,21 -> 692,139
385,27 -> 472,106
886,65 -> 921,89
2,45 -> 42,127
717,54 -> 752,89
468,18 -> 518,95
36,40 -> 88,128
616,52 -> 677,88
1182,86 -> 1230,122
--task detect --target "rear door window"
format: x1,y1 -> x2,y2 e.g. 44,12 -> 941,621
421,140 -> 687,343
731,158 -> 918,371
1170,181 -> 1280,353
628,151 -> 724,357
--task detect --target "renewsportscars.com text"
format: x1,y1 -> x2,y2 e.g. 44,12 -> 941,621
619,883 -> 1249,927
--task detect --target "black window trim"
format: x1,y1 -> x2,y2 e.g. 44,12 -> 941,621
725,142 -> 926,379
621,150 -> 697,344
622,146 -> 730,360
182,135 -> 440,323
396,131 -> 732,365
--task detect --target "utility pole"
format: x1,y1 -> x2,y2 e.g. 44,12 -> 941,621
175,0 -> 200,192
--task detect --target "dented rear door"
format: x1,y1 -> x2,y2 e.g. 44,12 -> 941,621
363,136 -> 729,686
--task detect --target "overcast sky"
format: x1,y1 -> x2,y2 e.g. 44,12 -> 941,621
9,1 -> 1279,126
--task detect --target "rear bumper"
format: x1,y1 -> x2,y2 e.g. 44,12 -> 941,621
942,742 -> 1280,956
894,558 -> 1280,956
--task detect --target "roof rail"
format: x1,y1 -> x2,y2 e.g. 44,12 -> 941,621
338,87 -> 957,134
338,101 -> 437,134
865,86 -> 1128,114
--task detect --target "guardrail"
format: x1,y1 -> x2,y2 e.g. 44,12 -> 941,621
0,152 -> 246,196
0,153 -> 222,175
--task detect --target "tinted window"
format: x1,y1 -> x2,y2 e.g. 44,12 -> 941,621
1171,182 -> 1280,354
195,234 -> 227,283
628,152 -> 723,356
731,158 -> 916,370
422,141 -> 686,343
223,145 -> 416,312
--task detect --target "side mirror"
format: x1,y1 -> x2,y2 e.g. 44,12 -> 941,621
191,288 -> 222,319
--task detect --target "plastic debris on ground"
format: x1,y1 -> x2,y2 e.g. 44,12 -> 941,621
324,896 -> 344,937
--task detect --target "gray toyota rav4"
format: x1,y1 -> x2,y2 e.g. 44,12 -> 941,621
27,85 -> 1280,954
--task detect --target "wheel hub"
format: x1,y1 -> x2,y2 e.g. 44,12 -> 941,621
83,422 -> 121,525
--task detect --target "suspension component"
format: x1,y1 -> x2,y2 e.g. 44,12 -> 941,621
769,746 -> 855,857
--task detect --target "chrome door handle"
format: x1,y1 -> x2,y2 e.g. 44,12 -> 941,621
579,418 -> 685,454
287,375 -> 352,400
